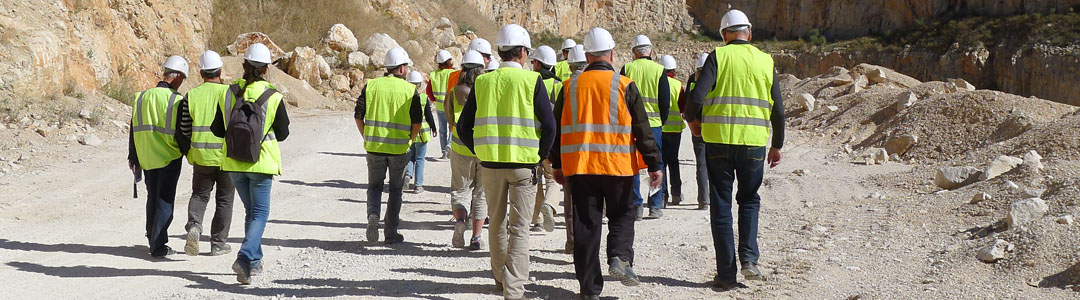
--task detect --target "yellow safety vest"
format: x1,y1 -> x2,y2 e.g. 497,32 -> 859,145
363,76 -> 417,155
701,44 -> 774,147
449,85 -> 476,157
429,69 -> 454,112
555,61 -> 572,81
416,93 -> 432,143
221,80 -> 285,175
622,58 -> 665,127
472,67 -> 542,164
131,87 -> 183,170
662,77 -> 685,133
186,82 -> 229,166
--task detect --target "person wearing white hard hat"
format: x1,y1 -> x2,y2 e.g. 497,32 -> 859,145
468,38 -> 494,65
181,50 -> 236,259
554,39 -> 577,80
445,50 -> 489,252
687,52 -> 712,212
457,24 -> 556,300
549,27 -> 662,300
657,55 -> 688,210
568,45 -> 587,72
428,50 -> 456,160
354,47 -> 422,246
684,9 -> 785,289
527,45 -> 561,235
404,70 -> 439,194
128,55 -> 192,260
208,42 -> 291,284
621,34 -> 671,220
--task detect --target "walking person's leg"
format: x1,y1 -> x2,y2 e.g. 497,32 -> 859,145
243,173 -> 272,271
149,159 -> 182,257
468,156 -> 487,249
705,144 -> 740,286
229,172 -> 252,284
366,155 -> 389,242
413,142 -> 427,191
503,168 -> 537,299
384,154 -> 410,243
645,126 -> 665,217
661,132 -> 683,205
481,168 -> 510,292
693,136 -> 709,209
734,146 -> 766,279
436,113 -> 450,158
186,164 -> 215,255
209,167 -> 235,255
570,175 -> 604,296
606,175 -> 639,286
563,182 -> 574,253
449,151 -> 471,247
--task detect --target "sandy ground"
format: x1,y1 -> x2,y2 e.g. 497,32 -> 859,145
0,110 -> 1075,299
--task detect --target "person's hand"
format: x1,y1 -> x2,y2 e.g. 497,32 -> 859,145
689,120 -> 702,137
768,148 -> 782,168
553,169 -> 566,185
648,170 -> 663,188
128,161 -> 134,172
432,130 -> 438,138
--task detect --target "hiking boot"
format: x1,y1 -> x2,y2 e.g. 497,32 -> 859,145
579,294 -> 600,300
634,205 -> 644,221
232,260 -> 251,285
564,240 -> 574,254
529,224 -> 544,232
645,208 -> 663,219
713,276 -> 746,291
184,227 -> 201,256
415,186 -> 425,194
209,244 -> 232,256
151,247 -> 176,259
452,221 -> 467,248
541,204 -> 555,232
366,214 -> 380,243
385,232 -> 405,244
608,257 -> 640,286
251,261 -> 264,276
741,262 -> 766,281
670,193 -> 682,206
469,236 -> 483,250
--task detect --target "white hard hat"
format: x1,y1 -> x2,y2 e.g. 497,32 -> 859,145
720,9 -> 752,31
561,39 -> 577,50
495,24 -> 532,51
198,50 -> 223,71
531,45 -> 557,67
568,45 -> 586,64
162,55 -> 189,77
435,50 -> 453,64
468,38 -> 493,56
584,27 -> 615,53
696,52 -> 709,69
244,43 -> 273,66
632,35 -> 652,48
407,70 -> 424,84
660,55 -> 677,71
384,47 -> 412,67
486,60 -> 498,71
462,50 -> 485,68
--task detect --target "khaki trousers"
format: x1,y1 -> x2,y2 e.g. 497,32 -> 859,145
482,167 -> 536,299
450,151 -> 487,220
532,162 -> 560,224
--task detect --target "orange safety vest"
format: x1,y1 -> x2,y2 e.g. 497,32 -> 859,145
559,70 -> 646,176
445,70 -> 462,99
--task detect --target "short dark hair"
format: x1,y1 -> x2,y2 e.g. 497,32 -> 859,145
387,64 -> 408,74
200,69 -> 221,79
498,46 -> 526,62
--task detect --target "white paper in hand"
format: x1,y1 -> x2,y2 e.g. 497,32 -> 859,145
649,183 -> 661,198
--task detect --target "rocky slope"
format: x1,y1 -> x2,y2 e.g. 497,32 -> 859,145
470,0 -> 694,36
689,0 -> 1080,39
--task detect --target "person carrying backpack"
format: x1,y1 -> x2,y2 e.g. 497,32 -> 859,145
209,43 -> 290,285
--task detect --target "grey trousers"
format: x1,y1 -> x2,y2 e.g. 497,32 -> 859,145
185,164 -> 235,249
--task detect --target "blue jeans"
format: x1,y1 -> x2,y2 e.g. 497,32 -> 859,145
704,143 -> 765,282
436,111 -> 450,155
366,153 -> 410,232
405,142 -> 428,187
231,172 -> 273,267
633,126 -> 664,209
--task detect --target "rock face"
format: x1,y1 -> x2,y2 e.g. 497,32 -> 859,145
227,32 -> 287,62
287,47 -> 323,87
934,166 -> 982,190
320,24 -> 359,53
686,0 -> 1080,39
363,33 -> 402,67
980,155 -> 1023,181
1006,198 -> 1048,229
471,0 -> 695,36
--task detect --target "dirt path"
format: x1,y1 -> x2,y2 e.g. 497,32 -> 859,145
0,110 -> 1071,299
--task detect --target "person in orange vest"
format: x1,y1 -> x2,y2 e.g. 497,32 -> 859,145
550,27 -> 663,300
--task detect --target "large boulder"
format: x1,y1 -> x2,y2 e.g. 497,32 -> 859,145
227,32 -> 286,62
330,75 -> 351,92
866,67 -> 888,84
980,155 -> 1023,181
1005,198 -> 1048,229
287,46 -> 323,87
884,135 -> 918,156
796,93 -> 816,111
347,52 -> 370,68
320,24 -> 359,53
363,33 -> 402,67
934,166 -> 982,190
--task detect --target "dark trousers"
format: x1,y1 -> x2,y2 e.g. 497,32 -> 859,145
570,175 -> 636,296
661,132 -> 683,199
143,158 -> 182,256
366,153 -> 410,233
186,164 -> 235,249
692,136 -> 712,205
705,143 -> 765,282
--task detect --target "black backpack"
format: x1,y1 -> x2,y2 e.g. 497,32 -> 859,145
225,84 -> 278,163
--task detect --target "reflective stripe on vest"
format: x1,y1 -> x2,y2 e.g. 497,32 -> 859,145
429,69 -> 454,112
186,82 -> 230,166
559,70 -> 645,177
131,88 -> 183,170
622,59 -> 665,127
701,44 -> 774,147
662,77 -> 685,133
220,80 -> 284,175
472,67 -> 541,164
448,84 -> 475,157
416,93 -> 432,143
363,76 -> 417,155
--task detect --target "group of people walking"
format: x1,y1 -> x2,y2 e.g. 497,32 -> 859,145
127,9 -> 783,299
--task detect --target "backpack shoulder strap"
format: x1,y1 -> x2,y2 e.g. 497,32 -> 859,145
255,88 -> 278,107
